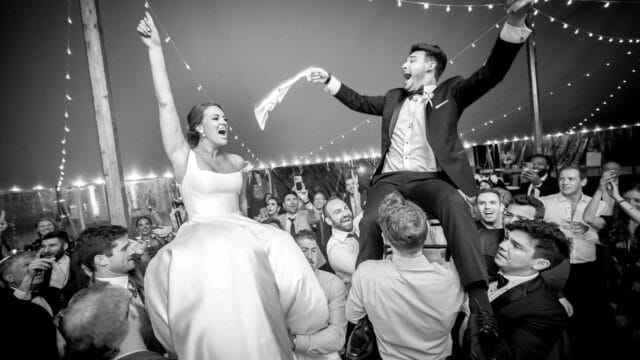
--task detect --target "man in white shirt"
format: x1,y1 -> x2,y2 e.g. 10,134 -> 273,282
324,198 -> 359,287
347,192 -> 464,359
540,165 -> 610,358
470,219 -> 570,360
309,0 -> 533,318
75,225 -> 145,306
293,230 -> 347,360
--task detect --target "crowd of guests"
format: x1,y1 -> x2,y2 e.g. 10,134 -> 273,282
1,156 -> 639,359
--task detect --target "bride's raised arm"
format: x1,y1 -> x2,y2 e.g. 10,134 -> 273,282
137,12 -> 190,181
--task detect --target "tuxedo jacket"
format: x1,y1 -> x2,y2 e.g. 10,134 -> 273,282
333,38 -> 525,196
277,209 -> 319,234
518,175 -> 559,197
491,276 -> 568,360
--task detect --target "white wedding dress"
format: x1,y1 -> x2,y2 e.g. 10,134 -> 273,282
145,150 -> 329,359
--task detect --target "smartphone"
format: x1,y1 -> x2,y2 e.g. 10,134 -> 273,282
294,176 -> 303,191
524,162 -> 533,171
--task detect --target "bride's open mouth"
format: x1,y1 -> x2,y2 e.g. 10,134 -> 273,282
217,125 -> 228,137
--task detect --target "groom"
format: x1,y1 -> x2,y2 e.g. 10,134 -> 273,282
310,0 -> 533,315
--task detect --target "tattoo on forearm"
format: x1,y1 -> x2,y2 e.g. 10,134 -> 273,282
159,101 -> 167,108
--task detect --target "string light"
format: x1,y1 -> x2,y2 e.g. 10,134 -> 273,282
460,59 -> 620,136
534,9 -> 640,45
449,16 -> 506,65
567,59 -> 638,131
385,1 -> 508,12
57,0 -> 74,190
144,1 -> 261,164
476,60 -> 639,145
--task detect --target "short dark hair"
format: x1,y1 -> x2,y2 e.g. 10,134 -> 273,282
476,188 -> 502,205
42,230 -> 70,243
134,215 -> 153,228
558,164 -> 587,179
378,192 -> 428,253
283,191 -> 298,200
505,220 -> 571,268
293,229 -> 317,243
409,43 -> 447,80
75,225 -> 129,272
527,154 -> 554,170
261,217 -> 283,230
509,195 -> 545,219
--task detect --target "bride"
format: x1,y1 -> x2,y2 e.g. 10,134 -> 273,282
137,13 -> 329,360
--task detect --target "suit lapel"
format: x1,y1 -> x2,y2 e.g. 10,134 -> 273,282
492,276 -> 544,311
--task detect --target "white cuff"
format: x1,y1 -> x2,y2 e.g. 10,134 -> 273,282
500,22 -> 531,44
324,76 -> 342,96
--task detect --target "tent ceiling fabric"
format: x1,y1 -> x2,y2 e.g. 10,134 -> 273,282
1,0 -> 639,188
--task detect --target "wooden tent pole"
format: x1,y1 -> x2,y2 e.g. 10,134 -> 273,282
526,12 -> 543,153
78,0 -> 129,226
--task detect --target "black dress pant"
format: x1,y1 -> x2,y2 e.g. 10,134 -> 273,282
357,171 -> 488,288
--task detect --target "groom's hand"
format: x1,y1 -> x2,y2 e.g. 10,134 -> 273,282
309,67 -> 330,84
504,0 -> 532,27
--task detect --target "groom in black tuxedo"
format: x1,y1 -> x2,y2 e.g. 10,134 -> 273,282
310,0 -> 533,315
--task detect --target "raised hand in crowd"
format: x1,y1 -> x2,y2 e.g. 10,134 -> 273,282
18,252 -> 54,293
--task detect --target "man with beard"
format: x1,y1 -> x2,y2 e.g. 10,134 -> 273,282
325,198 -> 359,288
309,0 -> 533,319
518,154 -> 558,198
39,230 -> 79,313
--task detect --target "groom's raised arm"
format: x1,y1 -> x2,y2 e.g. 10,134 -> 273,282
310,67 -> 386,116
452,0 -> 532,111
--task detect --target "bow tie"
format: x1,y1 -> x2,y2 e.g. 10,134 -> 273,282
491,273 -> 509,289
406,87 -> 434,105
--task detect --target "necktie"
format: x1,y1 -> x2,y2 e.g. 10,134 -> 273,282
491,273 -> 509,289
289,218 -> 296,236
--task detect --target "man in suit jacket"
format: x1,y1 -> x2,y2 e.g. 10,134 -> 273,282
517,154 -> 558,198
472,219 -> 570,360
310,0 -> 533,315
277,191 -> 321,237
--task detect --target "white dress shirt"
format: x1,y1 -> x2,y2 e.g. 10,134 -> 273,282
541,192 -> 609,263
324,22 -> 531,172
326,228 -> 359,287
346,255 -> 464,360
295,269 -> 347,360
49,254 -> 70,289
96,275 -> 145,307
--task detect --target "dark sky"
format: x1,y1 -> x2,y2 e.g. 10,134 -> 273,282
2,0 -> 639,189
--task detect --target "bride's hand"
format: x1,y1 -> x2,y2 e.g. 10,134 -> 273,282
137,12 -> 161,49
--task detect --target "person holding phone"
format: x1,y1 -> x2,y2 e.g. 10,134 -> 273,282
518,154 -> 558,198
